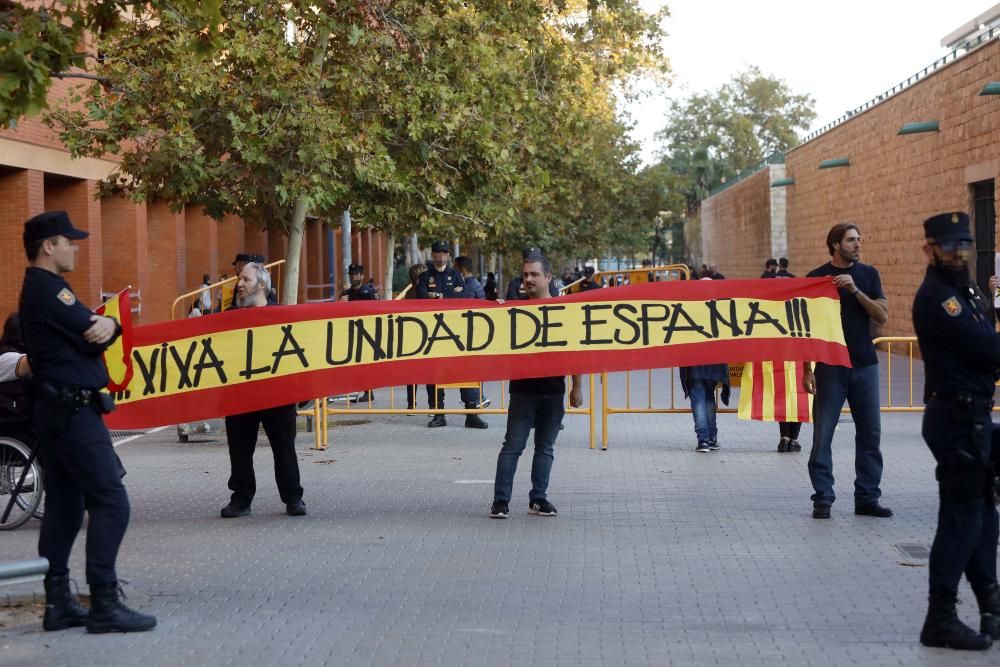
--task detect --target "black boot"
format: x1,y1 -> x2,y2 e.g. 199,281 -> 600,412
975,583 -> 1000,639
920,593 -> 992,650
87,583 -> 157,634
464,403 -> 488,429
427,414 -> 447,428
42,575 -> 89,631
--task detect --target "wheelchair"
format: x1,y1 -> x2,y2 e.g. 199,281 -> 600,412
0,427 -> 44,530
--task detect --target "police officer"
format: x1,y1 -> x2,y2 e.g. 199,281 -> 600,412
339,264 -> 378,301
19,211 -> 156,634
505,247 -> 560,299
913,212 -> 1000,650
577,266 -> 603,292
417,241 -> 487,429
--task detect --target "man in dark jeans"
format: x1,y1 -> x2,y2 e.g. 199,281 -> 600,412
221,262 -> 306,519
803,223 -> 890,520
490,255 -> 582,519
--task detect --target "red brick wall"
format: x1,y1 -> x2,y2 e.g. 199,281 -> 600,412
146,202 -> 187,321
183,208 -> 218,293
100,195 -> 148,321
43,176 -> 102,305
0,169 -> 43,311
701,168 -> 773,278
216,215 -> 245,281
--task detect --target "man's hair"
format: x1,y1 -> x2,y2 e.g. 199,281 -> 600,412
243,262 -> 272,292
779,257 -> 789,268
25,236 -> 57,261
826,223 -> 860,256
765,258 -> 778,268
455,256 -> 473,273
523,255 -> 552,276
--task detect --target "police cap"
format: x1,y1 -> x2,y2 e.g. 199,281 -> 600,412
248,254 -> 266,264
430,241 -> 450,254
232,252 -> 253,266
348,264 -> 364,274
23,211 -> 89,245
521,245 -> 542,259
923,212 -> 973,243
583,266 -> 595,277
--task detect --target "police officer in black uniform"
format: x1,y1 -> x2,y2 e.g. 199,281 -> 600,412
19,211 -> 156,634
416,241 -> 488,429
339,264 -> 378,302
913,212 -> 1000,651
577,266 -> 603,292
505,247 -> 560,300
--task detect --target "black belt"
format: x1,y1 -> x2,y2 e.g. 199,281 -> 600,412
928,391 -> 994,409
42,384 -> 115,414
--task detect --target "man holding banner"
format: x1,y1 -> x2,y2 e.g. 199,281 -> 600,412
19,211 -> 156,634
491,255 -> 582,519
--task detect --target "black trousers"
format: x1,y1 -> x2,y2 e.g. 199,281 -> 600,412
36,402 -> 129,586
225,404 -> 303,506
923,399 -> 999,598
779,421 -> 802,439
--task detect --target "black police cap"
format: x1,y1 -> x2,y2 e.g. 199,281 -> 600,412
23,211 -> 89,245
232,253 -> 252,266
521,245 -> 542,259
583,266 -> 595,277
348,264 -> 364,274
430,241 -> 450,253
765,258 -> 778,267
249,254 -> 266,264
923,212 -> 972,243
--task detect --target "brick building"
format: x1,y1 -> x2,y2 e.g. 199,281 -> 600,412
700,36 -> 1000,338
1,80 -> 388,324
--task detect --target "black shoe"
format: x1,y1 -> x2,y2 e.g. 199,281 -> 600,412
812,503 -> 831,519
920,594 -> 993,650
788,439 -> 802,452
220,502 -> 251,518
777,438 -> 789,453
465,414 -> 489,429
43,575 -> 89,631
490,500 -> 509,519
855,502 -> 893,518
975,583 -> 1000,639
528,499 -> 557,516
708,439 -> 720,451
286,499 -> 307,516
427,415 -> 447,428
695,441 -> 710,453
87,582 -> 157,634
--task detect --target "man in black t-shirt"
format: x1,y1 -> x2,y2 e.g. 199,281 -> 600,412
490,256 -> 583,519
803,223 -> 890,520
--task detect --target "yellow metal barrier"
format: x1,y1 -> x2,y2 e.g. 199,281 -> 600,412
873,336 -> 923,413
170,259 -> 285,320
318,375 -> 598,450
562,264 -> 692,294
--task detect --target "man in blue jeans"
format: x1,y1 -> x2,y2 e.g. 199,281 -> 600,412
490,255 -> 582,519
803,223 -> 890,519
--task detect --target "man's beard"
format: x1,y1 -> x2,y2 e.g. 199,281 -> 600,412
236,289 -> 255,308
933,258 -> 971,284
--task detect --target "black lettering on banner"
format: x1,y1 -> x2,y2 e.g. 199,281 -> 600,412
354,318 -> 386,363
538,305 -> 567,347
462,310 -> 495,352
612,304 -> 641,345
662,303 -> 711,344
706,300 -> 743,338
423,313 -> 465,355
240,329 -> 271,379
510,307 -> 542,350
743,301 -> 788,337
581,304 -> 613,345
325,321 -> 354,366
192,338 -> 227,386
386,315 -> 395,359
169,341 -> 198,389
272,324 -> 310,372
395,316 -> 429,358
158,342 -> 169,393
639,304 -> 670,346
134,348 -> 159,396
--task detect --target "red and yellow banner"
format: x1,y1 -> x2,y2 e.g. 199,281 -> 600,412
103,278 -> 848,429
95,288 -> 134,392
738,360 -> 813,423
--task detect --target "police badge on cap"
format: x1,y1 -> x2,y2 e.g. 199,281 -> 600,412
430,241 -> 450,254
923,212 -> 973,243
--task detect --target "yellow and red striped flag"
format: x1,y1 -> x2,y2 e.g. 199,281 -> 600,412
96,288 -> 134,392
738,361 -> 813,423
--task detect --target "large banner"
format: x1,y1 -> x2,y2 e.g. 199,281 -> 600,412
104,278 -> 848,429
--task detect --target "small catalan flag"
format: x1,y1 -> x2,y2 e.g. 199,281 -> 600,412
738,361 -> 813,423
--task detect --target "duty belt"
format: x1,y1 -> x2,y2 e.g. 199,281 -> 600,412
928,391 -> 994,409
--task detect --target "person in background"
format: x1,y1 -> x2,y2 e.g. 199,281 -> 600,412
484,272 -> 498,301
761,258 -> 778,278
577,266 -> 602,292
680,276 -> 729,453
777,257 -> 795,278
199,273 -> 212,312
455,256 -> 485,299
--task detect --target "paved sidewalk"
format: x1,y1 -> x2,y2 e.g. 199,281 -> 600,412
1,374 -> 997,666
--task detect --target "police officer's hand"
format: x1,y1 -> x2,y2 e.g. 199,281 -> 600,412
831,274 -> 858,294
802,369 -> 816,395
84,315 -> 117,344
569,385 -> 583,408
990,275 -> 999,294
495,298 -> 506,305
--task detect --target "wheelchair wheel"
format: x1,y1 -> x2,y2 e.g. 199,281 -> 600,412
0,436 -> 43,530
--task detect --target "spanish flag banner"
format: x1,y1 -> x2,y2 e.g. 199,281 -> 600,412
737,360 -> 813,423
95,288 -> 134,393
103,278 -> 848,429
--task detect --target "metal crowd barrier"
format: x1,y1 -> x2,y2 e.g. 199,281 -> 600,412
170,259 -> 285,319
0,558 -> 48,587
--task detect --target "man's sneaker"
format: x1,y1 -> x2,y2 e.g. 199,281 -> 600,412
777,438 -> 789,453
490,500 -> 509,519
787,439 -> 802,452
696,442 -> 710,453
708,439 -> 721,451
528,499 -> 558,516
812,502 -> 831,519
220,502 -> 251,519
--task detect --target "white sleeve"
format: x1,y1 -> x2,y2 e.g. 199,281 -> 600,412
0,352 -> 24,382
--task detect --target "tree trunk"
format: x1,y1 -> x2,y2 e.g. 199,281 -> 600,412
280,27 -> 331,305
383,231 -> 395,300
410,234 -> 420,265
340,208 -> 352,292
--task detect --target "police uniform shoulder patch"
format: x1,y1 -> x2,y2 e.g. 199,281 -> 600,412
941,296 -> 962,316
56,288 -> 76,306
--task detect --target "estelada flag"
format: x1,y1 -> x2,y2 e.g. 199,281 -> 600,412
95,288 -> 134,392
738,360 -> 813,423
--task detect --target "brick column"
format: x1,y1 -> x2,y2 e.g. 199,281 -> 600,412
0,169 -> 44,308
216,214 -> 245,281
44,176 -> 102,305
147,202 -> 186,322
243,222 -> 268,260
184,208 -> 218,294
306,220 -> 324,301
101,195 -> 149,322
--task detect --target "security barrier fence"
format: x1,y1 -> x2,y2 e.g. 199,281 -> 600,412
171,259 -> 285,320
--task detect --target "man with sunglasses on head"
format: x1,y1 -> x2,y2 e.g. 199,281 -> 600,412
913,212 -> 999,651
